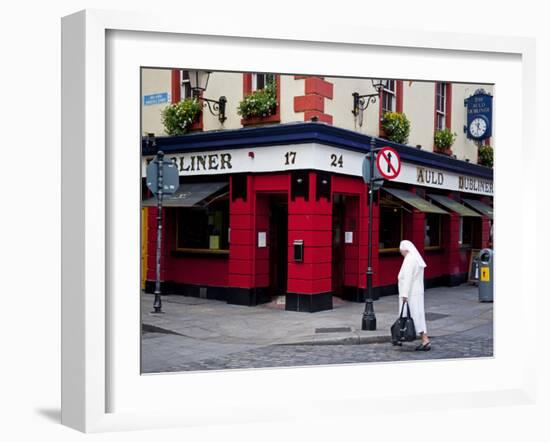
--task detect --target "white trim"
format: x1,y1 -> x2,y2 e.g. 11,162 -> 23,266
142,143 -> 494,196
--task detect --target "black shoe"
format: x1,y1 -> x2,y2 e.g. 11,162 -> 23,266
392,341 -> 402,346
415,342 -> 431,351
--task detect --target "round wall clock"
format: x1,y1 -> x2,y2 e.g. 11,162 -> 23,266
468,115 -> 489,139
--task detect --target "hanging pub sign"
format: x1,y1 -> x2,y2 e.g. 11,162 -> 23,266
464,89 -> 493,141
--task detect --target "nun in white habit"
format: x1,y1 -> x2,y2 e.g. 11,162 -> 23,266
398,240 -> 431,350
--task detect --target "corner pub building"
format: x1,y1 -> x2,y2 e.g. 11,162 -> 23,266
141,71 -> 494,313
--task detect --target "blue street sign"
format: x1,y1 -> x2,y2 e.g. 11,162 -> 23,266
143,92 -> 170,106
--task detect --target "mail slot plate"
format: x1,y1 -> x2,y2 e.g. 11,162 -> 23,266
293,240 -> 304,262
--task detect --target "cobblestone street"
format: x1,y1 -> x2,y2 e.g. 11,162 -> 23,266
142,323 -> 492,373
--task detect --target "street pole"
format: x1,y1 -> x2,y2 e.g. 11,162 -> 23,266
362,136 -> 377,330
152,150 -> 165,314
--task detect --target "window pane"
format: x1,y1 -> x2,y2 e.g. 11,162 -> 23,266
177,199 -> 229,250
257,74 -> 265,90
379,207 -> 402,249
437,114 -> 445,130
425,214 -> 441,247
462,217 -> 473,247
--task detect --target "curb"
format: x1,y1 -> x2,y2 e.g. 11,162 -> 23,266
278,334 -> 393,346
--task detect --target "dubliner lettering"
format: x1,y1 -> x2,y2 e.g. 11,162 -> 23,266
175,153 -> 232,172
458,176 -> 493,194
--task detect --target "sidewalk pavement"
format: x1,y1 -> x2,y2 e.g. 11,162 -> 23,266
141,283 -> 492,348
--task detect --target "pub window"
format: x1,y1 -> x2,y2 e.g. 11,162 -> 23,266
176,198 -> 229,253
381,79 -> 397,114
425,214 -> 442,248
379,205 -> 403,251
251,73 -> 276,91
459,217 -> 475,247
435,82 -> 448,130
180,70 -> 192,100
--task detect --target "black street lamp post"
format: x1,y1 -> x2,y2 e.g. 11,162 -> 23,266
152,150 -> 165,314
362,136 -> 382,331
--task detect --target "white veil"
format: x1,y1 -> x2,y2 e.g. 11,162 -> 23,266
399,240 -> 427,268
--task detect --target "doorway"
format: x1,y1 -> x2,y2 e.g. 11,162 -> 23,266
332,194 -> 346,297
268,195 -> 288,297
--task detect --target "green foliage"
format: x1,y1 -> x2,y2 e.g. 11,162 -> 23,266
478,145 -> 493,168
434,128 -> 457,150
237,82 -> 277,119
380,112 -> 411,144
161,98 -> 202,135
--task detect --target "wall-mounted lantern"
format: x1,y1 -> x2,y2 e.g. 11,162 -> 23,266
352,78 -> 389,116
187,70 -> 227,123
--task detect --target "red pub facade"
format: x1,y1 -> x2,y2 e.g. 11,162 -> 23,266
142,122 -> 493,312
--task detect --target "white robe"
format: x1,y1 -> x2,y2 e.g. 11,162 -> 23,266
397,253 -> 427,334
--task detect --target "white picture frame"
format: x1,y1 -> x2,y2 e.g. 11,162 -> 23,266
61,9 -> 538,433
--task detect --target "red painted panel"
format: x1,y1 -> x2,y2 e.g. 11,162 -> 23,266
255,247 -> 269,260
396,80 -> 404,113
344,273 -> 359,286
228,274 -> 254,288
332,175 -> 365,194
287,277 -> 332,294
254,173 -> 289,192
481,217 -> 491,249
288,230 -> 332,247
255,274 -> 270,287
445,83 -> 453,129
287,262 -> 332,279
304,77 -> 334,99
378,254 -> 403,286
344,245 -> 359,260
288,198 -> 332,215
230,244 -> 254,260
294,94 -> 325,112
170,256 -> 229,286
171,70 -> 181,104
424,251 -> 446,279
230,198 -> 253,214
288,246 -> 332,264
230,229 -> 255,245
288,214 -> 332,231
228,259 -> 254,275
230,214 -> 255,229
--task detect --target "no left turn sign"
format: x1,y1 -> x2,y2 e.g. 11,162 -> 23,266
376,147 -> 401,179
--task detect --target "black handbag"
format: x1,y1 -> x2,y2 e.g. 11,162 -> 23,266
391,301 -> 417,344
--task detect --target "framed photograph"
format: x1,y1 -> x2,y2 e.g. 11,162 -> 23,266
61,9 -> 537,433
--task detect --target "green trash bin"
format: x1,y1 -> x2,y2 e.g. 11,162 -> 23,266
478,248 -> 493,302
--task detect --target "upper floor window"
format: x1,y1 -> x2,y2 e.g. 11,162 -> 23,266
381,80 -> 397,114
435,82 -> 447,130
180,70 -> 192,100
251,73 -> 276,91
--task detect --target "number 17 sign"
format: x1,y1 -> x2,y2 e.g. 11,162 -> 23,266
376,147 -> 401,180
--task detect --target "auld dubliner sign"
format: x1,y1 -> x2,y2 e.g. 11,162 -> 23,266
142,143 -> 493,196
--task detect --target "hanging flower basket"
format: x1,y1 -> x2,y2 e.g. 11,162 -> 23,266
161,98 -> 202,135
380,112 -> 411,144
478,145 -> 493,168
237,82 -> 277,121
434,128 -> 457,155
